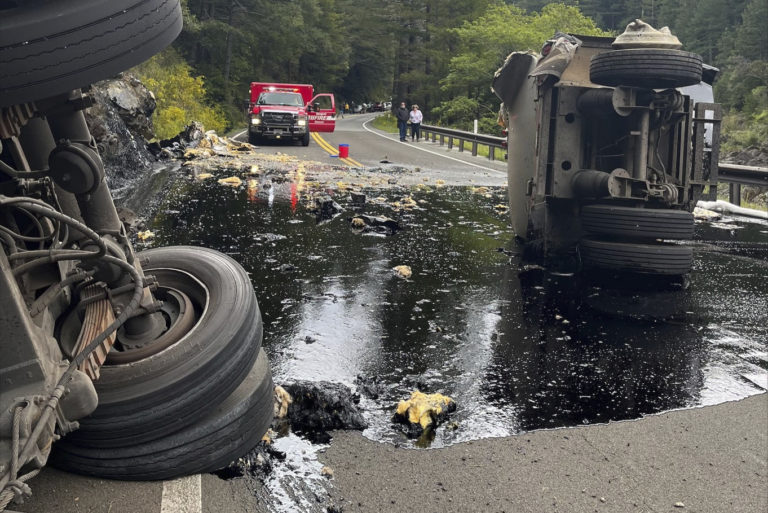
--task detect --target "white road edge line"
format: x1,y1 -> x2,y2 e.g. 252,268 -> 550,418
361,118 -> 506,174
160,474 -> 202,513
232,129 -> 247,141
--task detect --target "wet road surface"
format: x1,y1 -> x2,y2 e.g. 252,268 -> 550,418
16,167 -> 767,513
142,177 -> 768,450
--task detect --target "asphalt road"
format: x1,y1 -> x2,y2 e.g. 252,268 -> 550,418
16,395 -> 767,512
233,113 -> 508,186
11,118 -> 768,512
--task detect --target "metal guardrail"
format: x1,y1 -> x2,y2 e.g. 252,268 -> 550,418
717,163 -> 768,206
420,124 -> 506,161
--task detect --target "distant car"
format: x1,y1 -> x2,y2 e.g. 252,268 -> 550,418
370,102 -> 385,112
352,104 -> 364,113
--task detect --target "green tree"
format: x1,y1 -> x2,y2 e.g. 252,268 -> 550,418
435,2 -> 608,131
133,48 -> 227,138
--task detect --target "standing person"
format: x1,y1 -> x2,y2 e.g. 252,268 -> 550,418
409,104 -> 423,141
395,102 -> 410,142
344,102 -> 350,114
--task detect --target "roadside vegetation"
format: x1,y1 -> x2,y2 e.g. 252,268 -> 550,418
371,113 -> 397,133
135,0 -> 765,155
132,47 -> 227,140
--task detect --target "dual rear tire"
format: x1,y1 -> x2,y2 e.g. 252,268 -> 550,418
579,205 -> 695,275
52,246 -> 273,480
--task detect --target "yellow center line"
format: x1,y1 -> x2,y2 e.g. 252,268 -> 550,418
311,132 -> 363,168
311,132 -> 337,154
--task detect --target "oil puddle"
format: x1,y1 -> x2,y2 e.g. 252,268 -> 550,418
143,177 -> 767,445
142,175 -> 766,500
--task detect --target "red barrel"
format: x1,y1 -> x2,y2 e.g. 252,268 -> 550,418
338,144 -> 349,158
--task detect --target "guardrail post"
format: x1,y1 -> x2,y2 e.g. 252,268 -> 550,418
471,141 -> 478,156
489,147 -> 495,161
729,183 -> 742,206
448,137 -> 453,150
459,140 -> 464,152
439,134 -> 444,146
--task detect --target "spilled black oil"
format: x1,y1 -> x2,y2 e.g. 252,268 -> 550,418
142,176 -> 768,453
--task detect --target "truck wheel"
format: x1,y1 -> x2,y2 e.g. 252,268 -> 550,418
589,49 -> 703,89
580,238 -> 693,275
51,348 -> 273,480
63,246 -> 262,448
248,131 -> 261,145
0,0 -> 182,108
302,132 -> 311,146
581,205 -> 694,240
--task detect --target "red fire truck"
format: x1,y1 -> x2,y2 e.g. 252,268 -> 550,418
247,82 -> 335,145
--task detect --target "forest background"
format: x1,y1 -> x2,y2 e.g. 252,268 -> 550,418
134,0 -> 767,152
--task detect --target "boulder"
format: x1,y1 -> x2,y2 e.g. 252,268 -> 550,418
85,73 -> 157,191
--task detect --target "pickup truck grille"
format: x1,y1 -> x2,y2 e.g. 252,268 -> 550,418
262,112 -> 296,124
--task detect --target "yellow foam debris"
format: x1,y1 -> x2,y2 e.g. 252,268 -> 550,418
472,186 -> 490,195
261,428 -> 277,445
248,165 -> 260,175
183,147 -> 215,159
351,217 -> 366,229
395,391 -> 455,430
393,265 -> 412,279
247,178 -> 258,189
435,179 -> 446,186
218,176 -> 242,186
274,385 -> 293,419
197,138 -> 211,149
400,196 -> 418,208
226,140 -> 250,152
321,466 -> 334,478
137,230 -> 154,241
493,204 -> 509,210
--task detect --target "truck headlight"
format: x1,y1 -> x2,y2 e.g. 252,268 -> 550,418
251,117 -> 261,125
297,117 -> 307,127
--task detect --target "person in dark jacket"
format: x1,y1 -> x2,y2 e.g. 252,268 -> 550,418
395,102 -> 409,142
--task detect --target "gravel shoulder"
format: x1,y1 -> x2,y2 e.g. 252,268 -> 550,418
321,394 -> 768,513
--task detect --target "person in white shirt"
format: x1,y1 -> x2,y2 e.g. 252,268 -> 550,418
409,104 -> 423,141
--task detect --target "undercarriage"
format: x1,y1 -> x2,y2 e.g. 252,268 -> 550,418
1,1 -> 272,508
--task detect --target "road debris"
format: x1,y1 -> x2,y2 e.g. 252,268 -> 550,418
136,229 -> 154,240
693,206 -> 722,221
274,385 -> 293,419
350,215 -> 401,235
218,176 -> 243,186
393,390 -> 456,438
278,381 -> 368,442
314,195 -> 344,222
393,265 -> 412,279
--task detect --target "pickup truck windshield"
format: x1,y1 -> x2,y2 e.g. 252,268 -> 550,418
257,92 -> 304,106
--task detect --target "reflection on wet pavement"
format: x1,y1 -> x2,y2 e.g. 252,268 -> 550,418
144,176 -> 768,449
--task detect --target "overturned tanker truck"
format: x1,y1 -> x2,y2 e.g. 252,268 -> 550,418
494,20 -> 720,275
0,0 -> 273,506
